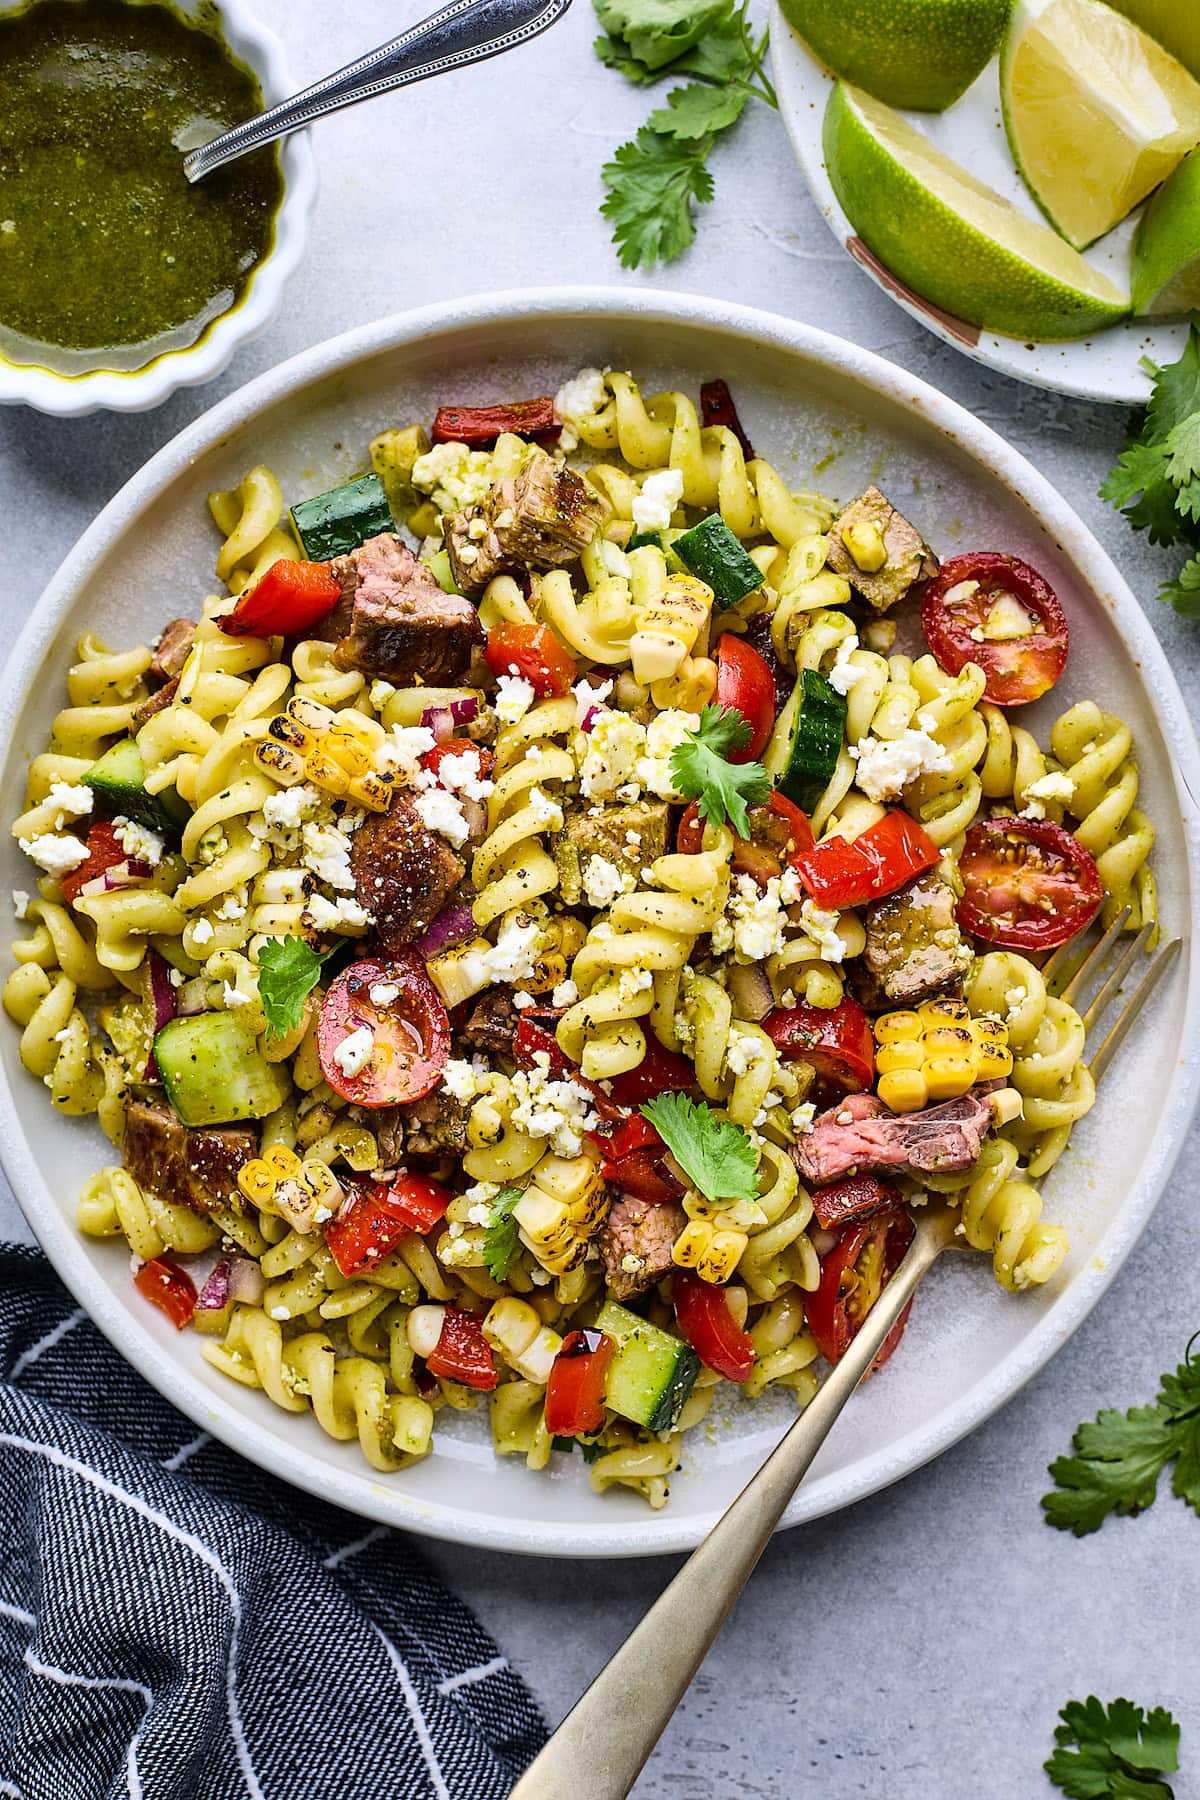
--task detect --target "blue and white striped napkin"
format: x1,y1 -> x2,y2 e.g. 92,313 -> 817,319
0,1244 -> 545,1798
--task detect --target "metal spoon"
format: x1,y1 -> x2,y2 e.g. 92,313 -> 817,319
184,0 -> 573,183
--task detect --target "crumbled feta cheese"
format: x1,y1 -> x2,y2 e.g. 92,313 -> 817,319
332,1026 -> 374,1078
1004,985 -> 1028,1017
302,820 -> 356,890
304,893 -> 372,933
720,873 -> 788,963
19,834 -> 88,877
827,636 -> 868,696
216,891 -> 248,922
850,730 -> 952,803
635,708 -> 700,802
436,748 -> 494,802
113,816 -> 164,866
484,913 -> 541,984
1024,770 -> 1075,805
442,1056 -> 490,1102
262,784 -> 321,830
727,1033 -> 767,1078
456,544 -> 480,568
632,467 -> 684,534
798,900 -> 847,962
573,676 -> 613,727
411,440 -> 513,512
509,1052 -> 599,1157
578,709 -> 646,800
513,989 -> 536,1010
791,1102 -> 816,1135
190,916 -> 215,946
12,890 -> 29,920
222,982 -> 251,1009
620,1254 -> 646,1276
616,966 -> 654,1005
47,781 -> 93,827
526,785 -> 564,832
552,979 -> 579,1007
582,855 -> 631,910
1019,800 -> 1045,821
554,367 -> 607,429
753,1091 -> 782,1127
835,1109 -> 854,1126
373,724 -> 437,782
369,680 -> 397,710
369,982 -> 400,1006
413,786 -> 471,849
495,674 -> 536,725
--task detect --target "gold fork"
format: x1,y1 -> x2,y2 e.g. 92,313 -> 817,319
510,916 -> 1180,1800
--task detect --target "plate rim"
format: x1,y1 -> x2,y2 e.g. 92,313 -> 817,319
767,3 -> 1184,407
2,283 -> 1199,1557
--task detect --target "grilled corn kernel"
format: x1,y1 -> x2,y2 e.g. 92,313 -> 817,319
237,1159 -> 279,1206
265,1143 -> 301,1178
254,740 -> 307,785
671,1218 -> 747,1285
268,714 -> 309,752
482,1298 -> 563,1383
290,696 -> 337,737
407,1304 -> 447,1359
873,1000 -> 1012,1114
302,750 -> 350,795
843,518 -> 887,573
347,771 -> 394,811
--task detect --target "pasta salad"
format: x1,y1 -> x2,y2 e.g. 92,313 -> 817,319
5,370 -> 1158,1507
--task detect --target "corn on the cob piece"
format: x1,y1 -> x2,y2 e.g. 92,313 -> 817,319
482,1298 -> 562,1383
515,1154 -> 607,1276
630,572 -> 713,685
874,998 -> 1012,1114
237,1143 -> 345,1230
254,696 -> 395,811
671,1217 -> 746,1285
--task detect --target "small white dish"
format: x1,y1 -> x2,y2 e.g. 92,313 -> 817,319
1,288 -> 1198,1556
770,4 -> 1191,405
0,0 -> 317,418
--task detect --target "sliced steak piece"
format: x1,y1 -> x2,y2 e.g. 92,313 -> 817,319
399,1090 -> 469,1154
329,533 -> 484,684
554,799 -> 670,906
826,485 -> 938,614
863,873 -> 969,1007
131,676 -> 179,732
150,618 -> 196,684
460,989 -> 520,1058
794,1089 -> 993,1187
123,1099 -> 255,1217
598,1197 -> 685,1302
350,791 -> 466,954
444,448 -> 605,595
373,1108 -> 405,1169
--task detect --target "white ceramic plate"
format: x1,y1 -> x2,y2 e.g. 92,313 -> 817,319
2,289 -> 1199,1557
770,5 -> 1190,405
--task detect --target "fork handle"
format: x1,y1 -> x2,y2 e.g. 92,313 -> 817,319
184,0 -> 574,182
510,1224 -> 946,1800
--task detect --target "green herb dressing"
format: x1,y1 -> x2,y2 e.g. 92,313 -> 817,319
0,0 -> 283,374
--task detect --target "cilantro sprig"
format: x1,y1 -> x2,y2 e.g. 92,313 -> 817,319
1042,1335 -> 1200,1536
595,0 -> 776,269
1046,1697 -> 1180,1800
641,1092 -> 758,1204
483,1186 -> 523,1282
256,937 -> 335,1038
1101,316 -> 1200,617
670,703 -> 771,836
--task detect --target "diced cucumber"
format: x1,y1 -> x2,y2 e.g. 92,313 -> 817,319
672,513 -> 765,608
84,739 -> 188,832
778,669 -> 847,813
154,1014 -> 289,1127
594,1301 -> 700,1432
422,548 -> 461,595
290,473 -> 395,561
626,529 -> 665,553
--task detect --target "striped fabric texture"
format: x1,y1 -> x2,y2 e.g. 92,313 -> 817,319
0,1245 -> 545,1798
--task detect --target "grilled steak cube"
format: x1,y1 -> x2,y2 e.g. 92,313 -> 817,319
150,618 -> 195,684
329,533 -> 483,684
598,1196 -> 685,1302
554,800 -> 669,906
349,791 -> 466,954
460,988 -> 521,1058
400,1091 -> 469,1154
444,448 -> 604,596
863,873 -> 969,1007
131,677 -> 179,732
794,1090 -> 992,1187
827,485 -> 938,613
123,1099 -> 255,1216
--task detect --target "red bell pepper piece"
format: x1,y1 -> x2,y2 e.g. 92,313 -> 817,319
673,1272 -> 755,1383
218,559 -> 342,639
544,1329 -> 614,1436
325,1173 -> 452,1278
790,810 -> 939,910
700,379 -> 755,462
599,1114 -> 683,1204
809,1175 -> 901,1232
420,739 -> 494,783
805,1208 -> 915,1370
484,622 -> 575,697
134,1256 -> 197,1329
606,1028 -> 694,1108
60,821 -> 130,904
426,1306 -> 497,1391
431,397 -> 561,447
512,1018 -> 574,1081
764,998 -> 876,1093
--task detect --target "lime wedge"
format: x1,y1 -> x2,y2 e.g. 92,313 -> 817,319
1107,0 -> 1200,82
1132,146 -> 1200,314
1001,0 -> 1200,249
823,82 -> 1130,341
778,0 -> 1010,112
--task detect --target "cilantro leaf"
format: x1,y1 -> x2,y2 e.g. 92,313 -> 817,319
593,0 -> 733,72
1099,440 -> 1187,547
1161,551 -> 1200,618
669,703 -> 771,836
256,936 -> 330,1038
1046,1697 -> 1179,1800
482,1186 -> 523,1282
1101,318 -> 1200,609
646,80 -> 748,138
1164,410 -> 1200,491
640,1092 -> 758,1204
1144,314 -> 1200,444
601,128 -> 715,269
593,31 -> 660,80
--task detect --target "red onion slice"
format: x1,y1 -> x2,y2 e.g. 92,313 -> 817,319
450,696 -> 478,725
420,705 -> 455,742
413,901 -> 478,961
144,950 -> 178,1080
579,705 -> 602,733
77,858 -> 152,898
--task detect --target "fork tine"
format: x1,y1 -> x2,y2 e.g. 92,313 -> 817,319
1046,905 -> 1131,1003
1088,938 -> 1181,1085
1080,921 -> 1155,1032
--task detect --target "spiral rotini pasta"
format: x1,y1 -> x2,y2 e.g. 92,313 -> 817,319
6,366 -> 1161,1507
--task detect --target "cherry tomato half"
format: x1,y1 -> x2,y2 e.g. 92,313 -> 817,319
677,792 -> 814,887
805,1208 -> 914,1369
764,998 -> 876,1093
673,1272 -> 755,1383
715,634 -> 776,761
318,953 -> 450,1107
484,622 -> 575,697
134,1256 -> 197,1329
426,1305 -> 497,1391
420,740 -> 494,783
60,821 -> 132,904
957,817 -> 1103,952
545,1328 -> 614,1436
218,558 -> 342,640
809,1174 -> 901,1233
922,552 -> 1069,708
325,1172 -> 453,1277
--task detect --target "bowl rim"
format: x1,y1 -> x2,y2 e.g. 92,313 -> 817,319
2,284 -> 1198,1557
0,0 -> 318,417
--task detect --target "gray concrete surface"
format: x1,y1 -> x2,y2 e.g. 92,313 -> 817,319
2,5 -> 1198,1795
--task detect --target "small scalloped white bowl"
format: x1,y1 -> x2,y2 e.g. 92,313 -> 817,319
0,0 -> 317,417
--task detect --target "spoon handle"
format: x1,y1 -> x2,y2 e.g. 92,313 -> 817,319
184,0 -> 574,182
